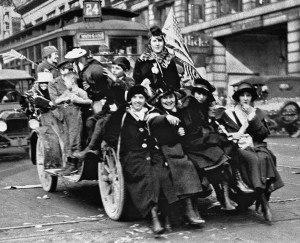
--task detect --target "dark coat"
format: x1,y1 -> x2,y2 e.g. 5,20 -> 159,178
80,59 -> 111,101
217,108 -> 284,192
37,60 -> 60,78
179,96 -> 235,170
133,57 -> 181,90
149,109 -> 202,198
104,106 -> 177,217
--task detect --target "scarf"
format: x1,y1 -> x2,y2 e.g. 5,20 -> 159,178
139,45 -> 173,69
127,106 -> 149,121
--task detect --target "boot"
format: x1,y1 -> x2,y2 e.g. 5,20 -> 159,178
164,216 -> 172,232
221,181 -> 236,210
184,198 -> 205,225
259,191 -> 272,222
151,206 -> 164,235
58,157 -> 78,176
235,169 -> 254,193
192,197 -> 206,223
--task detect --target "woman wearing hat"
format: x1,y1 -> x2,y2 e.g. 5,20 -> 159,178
148,88 -> 205,226
133,25 -> 181,96
179,78 -> 252,211
217,82 -> 284,222
104,85 -> 178,235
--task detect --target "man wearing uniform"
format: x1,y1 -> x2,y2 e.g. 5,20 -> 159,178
37,46 -> 60,78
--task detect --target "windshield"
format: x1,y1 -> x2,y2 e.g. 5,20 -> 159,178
0,79 -> 34,104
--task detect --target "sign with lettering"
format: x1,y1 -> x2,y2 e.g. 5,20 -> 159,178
183,32 -> 212,54
83,0 -> 102,18
78,32 -> 105,40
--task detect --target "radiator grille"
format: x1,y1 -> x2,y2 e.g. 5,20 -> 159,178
6,118 -> 29,136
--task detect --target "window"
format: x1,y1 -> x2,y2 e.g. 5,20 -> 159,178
35,17 -> 43,24
109,37 -> 138,55
59,5 -> 65,13
217,0 -> 242,17
187,0 -> 205,24
159,4 -> 173,26
256,0 -> 271,7
47,10 -> 55,19
69,0 -> 79,9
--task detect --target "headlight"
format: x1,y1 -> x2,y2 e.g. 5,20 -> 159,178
28,119 -> 40,129
0,120 -> 7,132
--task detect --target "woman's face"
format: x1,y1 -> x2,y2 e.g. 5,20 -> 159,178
131,94 -> 146,111
238,91 -> 252,106
160,93 -> 176,111
39,83 -> 48,90
111,65 -> 124,78
194,91 -> 208,104
150,36 -> 164,53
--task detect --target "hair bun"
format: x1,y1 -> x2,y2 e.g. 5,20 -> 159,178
149,25 -> 164,37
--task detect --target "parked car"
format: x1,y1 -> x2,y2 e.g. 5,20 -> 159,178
0,69 -> 35,149
234,76 -> 300,137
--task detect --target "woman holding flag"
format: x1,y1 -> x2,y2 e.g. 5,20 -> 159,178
133,25 -> 181,95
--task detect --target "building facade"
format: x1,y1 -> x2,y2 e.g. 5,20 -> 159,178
0,5 -> 21,40
112,0 -> 300,97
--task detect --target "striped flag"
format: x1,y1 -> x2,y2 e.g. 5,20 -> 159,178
162,8 -> 202,80
0,49 -> 26,64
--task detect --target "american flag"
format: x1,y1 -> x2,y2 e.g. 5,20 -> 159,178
0,49 -> 27,64
162,8 -> 202,80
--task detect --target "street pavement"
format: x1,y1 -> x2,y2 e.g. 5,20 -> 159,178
0,135 -> 299,243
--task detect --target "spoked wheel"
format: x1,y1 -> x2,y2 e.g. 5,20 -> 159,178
98,145 -> 126,220
36,137 -> 58,192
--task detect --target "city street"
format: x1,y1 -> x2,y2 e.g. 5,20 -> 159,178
0,135 -> 299,243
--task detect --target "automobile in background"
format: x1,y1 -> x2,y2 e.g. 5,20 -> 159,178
0,69 -> 35,149
234,76 -> 300,137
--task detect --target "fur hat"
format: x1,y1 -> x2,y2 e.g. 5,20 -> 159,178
232,82 -> 258,102
42,46 -> 58,58
126,85 -> 149,102
113,57 -> 131,71
36,72 -> 53,83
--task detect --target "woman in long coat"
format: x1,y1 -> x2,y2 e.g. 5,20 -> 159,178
179,78 -> 253,210
217,82 -> 284,222
104,85 -> 178,234
133,25 -> 181,95
148,88 -> 205,225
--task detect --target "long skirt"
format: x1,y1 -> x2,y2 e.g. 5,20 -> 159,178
161,143 -> 202,198
238,145 -> 284,192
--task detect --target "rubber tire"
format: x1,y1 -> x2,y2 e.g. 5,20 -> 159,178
98,146 -> 126,220
36,137 -> 58,192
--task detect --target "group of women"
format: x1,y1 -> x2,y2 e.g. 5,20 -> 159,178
102,25 -> 284,234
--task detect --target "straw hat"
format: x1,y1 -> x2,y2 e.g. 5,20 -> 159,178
65,48 -> 87,59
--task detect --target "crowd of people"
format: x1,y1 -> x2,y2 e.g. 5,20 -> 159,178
21,25 -> 283,235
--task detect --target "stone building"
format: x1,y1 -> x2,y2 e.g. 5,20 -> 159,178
112,0 -> 300,97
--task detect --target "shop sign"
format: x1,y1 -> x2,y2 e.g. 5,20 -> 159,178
184,33 -> 211,47
78,32 -> 105,41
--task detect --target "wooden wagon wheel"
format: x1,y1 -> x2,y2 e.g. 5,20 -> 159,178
36,137 -> 58,192
98,145 -> 126,220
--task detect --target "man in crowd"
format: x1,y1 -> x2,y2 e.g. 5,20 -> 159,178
37,46 -> 60,78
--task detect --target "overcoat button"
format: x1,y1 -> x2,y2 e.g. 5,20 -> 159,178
146,157 -> 151,161
142,143 -> 147,148
139,128 -> 144,132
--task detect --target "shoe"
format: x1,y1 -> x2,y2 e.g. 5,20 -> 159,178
151,206 -> 164,235
184,198 -> 205,225
260,192 -> 272,222
73,148 -> 99,160
58,158 -> 78,176
235,170 -> 254,193
221,181 -> 236,211
164,216 -> 172,232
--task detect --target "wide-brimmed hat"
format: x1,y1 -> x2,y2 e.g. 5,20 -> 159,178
112,57 -> 131,71
126,85 -> 149,102
149,87 -> 186,105
42,46 -> 58,58
65,48 -> 87,59
232,82 -> 258,102
36,72 -> 53,83
190,78 -> 215,101
57,60 -> 73,70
